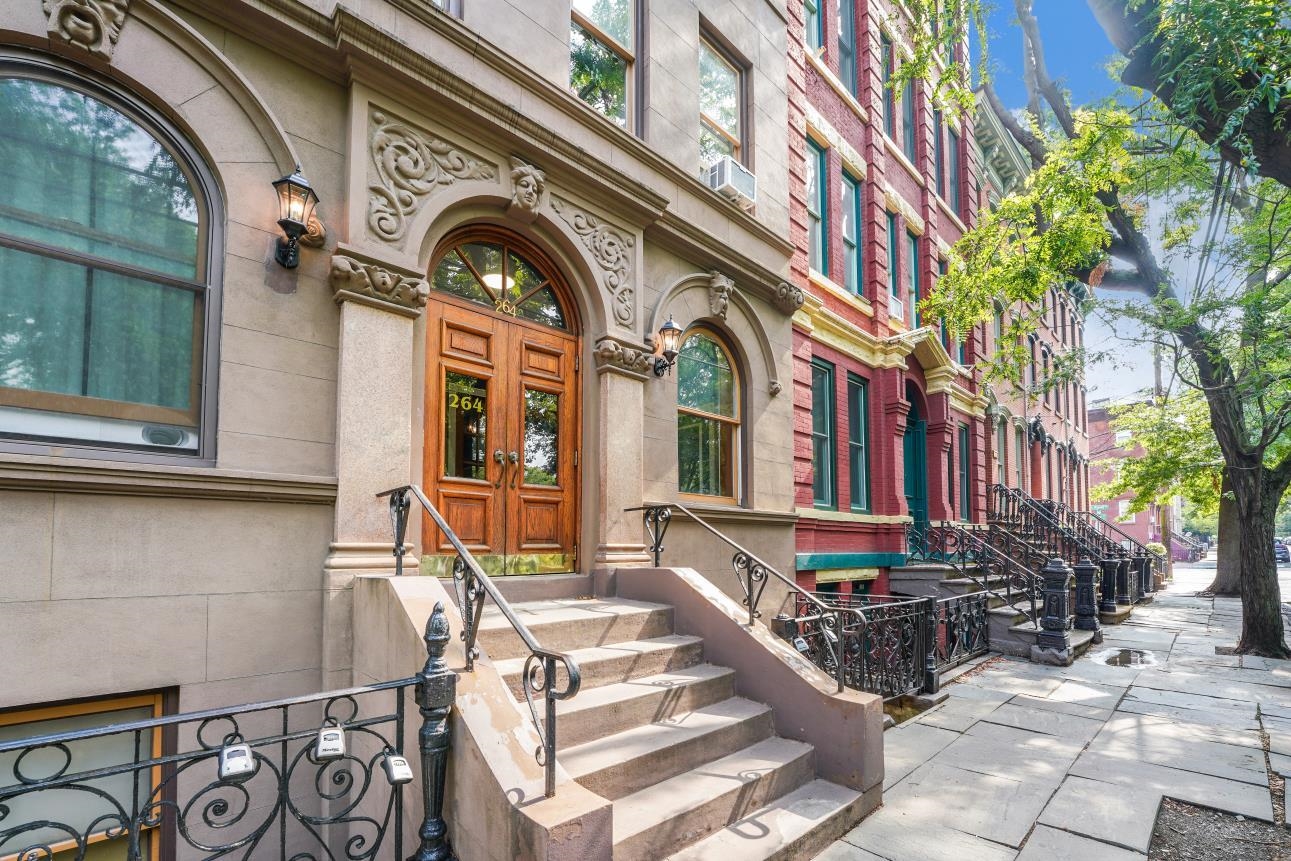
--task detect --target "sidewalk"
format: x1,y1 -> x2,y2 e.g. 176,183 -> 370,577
820,567 -> 1291,860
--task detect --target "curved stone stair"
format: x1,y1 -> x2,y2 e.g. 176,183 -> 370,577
477,597 -> 865,860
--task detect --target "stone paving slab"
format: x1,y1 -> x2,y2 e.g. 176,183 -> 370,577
1116,694 -> 1261,731
937,725 -> 1083,789
1045,679 -> 1127,711
1035,775 -> 1161,853
1069,752 -> 1275,821
880,722 -> 960,790
882,760 -> 1057,848
812,842 -> 889,861
1010,692 -> 1114,721
836,807 -> 1018,861
915,696 -> 1004,733
1017,824 -> 1147,860
978,702 -> 1104,744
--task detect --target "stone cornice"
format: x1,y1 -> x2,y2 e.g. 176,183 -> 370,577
330,248 -> 429,318
0,454 -> 337,503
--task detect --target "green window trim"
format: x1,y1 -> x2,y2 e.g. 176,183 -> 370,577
807,140 -> 828,276
881,35 -> 895,138
811,358 -> 836,509
805,0 -> 823,51
947,126 -> 962,215
847,373 -> 871,512
841,171 -> 862,295
901,77 -> 917,161
958,423 -> 972,521
838,0 -> 857,94
933,109 -> 946,198
907,230 -> 921,327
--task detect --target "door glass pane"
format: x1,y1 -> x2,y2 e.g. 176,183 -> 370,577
523,388 -> 559,486
443,372 -> 487,480
459,243 -> 503,297
515,286 -> 567,330
433,250 -> 491,305
507,250 -> 545,302
678,412 -> 733,497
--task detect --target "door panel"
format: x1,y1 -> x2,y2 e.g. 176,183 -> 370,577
424,296 -> 579,576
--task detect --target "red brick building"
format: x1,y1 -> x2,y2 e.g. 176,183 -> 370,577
787,1 -> 987,593
1087,401 -> 1173,546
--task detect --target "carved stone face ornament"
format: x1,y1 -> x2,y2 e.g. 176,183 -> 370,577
43,0 -> 129,60
708,272 -> 734,320
508,157 -> 545,220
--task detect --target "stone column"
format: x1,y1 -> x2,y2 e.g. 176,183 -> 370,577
322,249 -> 427,687
591,338 -> 652,570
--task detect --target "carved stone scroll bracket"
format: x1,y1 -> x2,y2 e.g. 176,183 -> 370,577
773,281 -> 805,315
552,197 -> 635,327
708,271 -> 734,320
43,0 -> 128,60
299,213 -> 327,249
593,336 -> 654,381
366,108 -> 497,246
507,156 -> 546,223
330,251 -> 429,319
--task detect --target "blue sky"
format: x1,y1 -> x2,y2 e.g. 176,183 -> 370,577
980,2 -> 1158,403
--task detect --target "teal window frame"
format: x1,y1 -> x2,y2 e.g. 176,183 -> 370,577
958,423 -> 971,521
947,125 -> 962,215
811,358 -> 836,509
881,34 -> 895,138
887,212 -> 900,303
847,373 -> 871,512
805,0 -> 823,51
933,110 -> 946,198
841,171 -> 862,294
901,77 -> 917,161
807,140 -> 828,276
838,0 -> 857,94
906,229 -> 920,326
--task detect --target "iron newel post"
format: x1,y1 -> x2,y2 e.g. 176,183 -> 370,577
410,602 -> 457,861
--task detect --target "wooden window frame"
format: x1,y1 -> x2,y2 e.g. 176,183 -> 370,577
571,2 -> 638,130
881,34 -> 895,139
901,76 -> 918,161
677,327 -> 742,505
0,692 -> 166,861
887,211 -> 900,305
0,56 -> 220,462
906,229 -> 921,327
947,125 -> 962,216
698,34 -> 746,166
841,170 -> 862,294
837,0 -> 857,94
805,0 -> 823,52
958,423 -> 971,521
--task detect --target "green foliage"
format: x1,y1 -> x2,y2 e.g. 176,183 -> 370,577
1146,541 -> 1168,557
1181,499 -> 1219,537
887,0 -> 986,115
1092,390 -> 1223,513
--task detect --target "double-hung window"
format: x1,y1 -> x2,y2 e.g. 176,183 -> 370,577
906,230 -> 920,326
841,171 -> 862,294
0,67 -> 216,457
570,0 -> 635,128
881,34 -> 895,139
807,140 -> 827,275
902,77 -> 917,161
805,0 -> 823,52
699,38 -> 743,167
837,0 -> 857,94
677,329 -> 740,500
958,424 -> 971,520
933,109 -> 946,198
847,374 -> 870,511
1014,426 -> 1025,488
811,359 -> 836,508
947,124 -> 962,215
887,212 -> 902,320
996,421 -> 1008,485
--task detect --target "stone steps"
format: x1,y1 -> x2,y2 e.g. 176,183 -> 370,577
494,634 -> 704,696
478,597 -> 674,660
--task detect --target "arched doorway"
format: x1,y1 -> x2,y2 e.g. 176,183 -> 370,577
423,229 -> 581,576
903,382 -> 929,543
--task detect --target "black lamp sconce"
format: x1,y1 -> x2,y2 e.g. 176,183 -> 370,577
272,167 -> 320,269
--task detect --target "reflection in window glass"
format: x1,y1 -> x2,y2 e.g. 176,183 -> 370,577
841,172 -> 861,294
443,372 -> 488,480
848,375 -> 870,511
811,360 -> 835,508
676,331 -> 739,499
572,0 -> 632,47
699,40 -> 740,166
524,388 -> 559,486
430,240 -> 568,330
570,22 -> 628,126
806,141 -> 827,275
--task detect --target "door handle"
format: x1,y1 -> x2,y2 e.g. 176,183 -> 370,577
508,451 -> 520,488
493,450 -> 505,488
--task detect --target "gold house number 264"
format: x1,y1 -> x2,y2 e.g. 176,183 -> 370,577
448,392 -> 483,413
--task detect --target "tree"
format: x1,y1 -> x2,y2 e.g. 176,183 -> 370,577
899,0 -> 1291,655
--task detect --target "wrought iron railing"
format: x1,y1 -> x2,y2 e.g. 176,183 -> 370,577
380,485 -> 579,798
631,502 -> 853,693
1068,506 -> 1164,583
986,484 -> 1105,564
1048,501 -> 1124,561
906,522 -> 1042,620
0,605 -> 460,861
932,593 -> 991,670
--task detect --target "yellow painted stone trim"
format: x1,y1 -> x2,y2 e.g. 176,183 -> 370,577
809,269 -> 874,318
883,183 -> 926,233
817,567 -> 880,584
805,53 -> 872,134
796,507 -> 913,525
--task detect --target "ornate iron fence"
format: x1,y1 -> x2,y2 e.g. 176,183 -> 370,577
932,593 -> 991,671
0,605 -> 459,861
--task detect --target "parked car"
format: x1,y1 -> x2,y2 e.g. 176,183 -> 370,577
1276,539 -> 1290,564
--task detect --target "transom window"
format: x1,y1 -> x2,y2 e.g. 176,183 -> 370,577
431,239 -> 568,330
0,68 -> 214,456
570,0 -> 635,128
676,329 -> 740,500
699,39 -> 742,166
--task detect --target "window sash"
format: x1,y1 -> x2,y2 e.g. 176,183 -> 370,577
933,110 -> 946,198
948,127 -> 962,214
838,0 -> 857,93
811,360 -> 835,508
901,77 -> 917,160
841,173 -> 861,294
906,230 -> 920,326
848,374 -> 870,512
570,15 -> 633,128
805,0 -> 823,50
699,38 -> 741,162
958,424 -> 971,520
807,142 -> 827,275
881,36 -> 895,138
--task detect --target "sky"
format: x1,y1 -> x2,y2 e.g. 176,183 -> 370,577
980,2 -> 1160,404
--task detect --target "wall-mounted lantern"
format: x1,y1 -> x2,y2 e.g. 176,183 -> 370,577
272,167 -> 319,268
653,316 -> 684,377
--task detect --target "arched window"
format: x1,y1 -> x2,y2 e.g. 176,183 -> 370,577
676,328 -> 740,500
431,236 -> 569,330
0,61 -> 217,456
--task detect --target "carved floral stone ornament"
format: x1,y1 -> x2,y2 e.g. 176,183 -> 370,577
708,272 -> 734,319
592,337 -> 653,377
367,109 -> 496,245
43,0 -> 128,60
330,255 -> 430,318
773,281 -> 804,315
552,197 -> 635,326
508,156 -> 546,222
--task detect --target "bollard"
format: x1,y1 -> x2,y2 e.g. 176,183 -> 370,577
1099,557 -> 1119,615
1031,558 -> 1073,665
1115,556 -> 1132,605
1072,557 -> 1102,642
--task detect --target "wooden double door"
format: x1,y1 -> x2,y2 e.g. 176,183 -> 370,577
423,297 -> 581,575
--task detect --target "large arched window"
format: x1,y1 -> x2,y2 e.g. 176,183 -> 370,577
676,328 -> 740,500
0,60 -> 216,456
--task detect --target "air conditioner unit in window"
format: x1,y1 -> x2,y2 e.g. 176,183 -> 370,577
705,156 -> 756,209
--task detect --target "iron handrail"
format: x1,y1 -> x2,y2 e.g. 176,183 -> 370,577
378,484 -> 579,798
987,483 -> 1104,563
1076,507 -> 1167,568
629,502 -> 858,693
907,522 -> 1041,620
1049,501 -> 1124,560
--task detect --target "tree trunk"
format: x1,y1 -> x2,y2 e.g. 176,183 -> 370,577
1207,471 -> 1242,594
1233,476 -> 1289,657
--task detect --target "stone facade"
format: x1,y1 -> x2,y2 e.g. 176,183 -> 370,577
788,0 -> 987,593
0,0 -> 798,715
